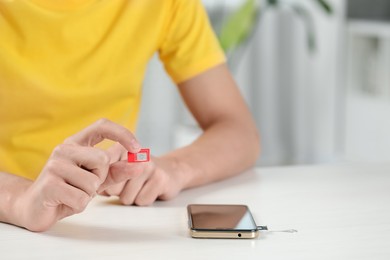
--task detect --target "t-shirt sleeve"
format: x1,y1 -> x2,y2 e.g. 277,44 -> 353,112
158,0 -> 226,84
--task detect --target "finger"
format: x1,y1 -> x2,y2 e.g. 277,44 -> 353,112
118,174 -> 149,205
47,182 -> 92,215
98,182 -> 125,196
97,161 -> 144,193
64,118 -> 141,153
106,143 -> 128,163
133,177 -> 163,206
51,160 -> 101,197
51,144 -> 110,183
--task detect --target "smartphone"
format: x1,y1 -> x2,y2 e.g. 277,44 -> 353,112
187,204 -> 259,239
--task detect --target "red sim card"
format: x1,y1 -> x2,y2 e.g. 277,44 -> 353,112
128,148 -> 150,162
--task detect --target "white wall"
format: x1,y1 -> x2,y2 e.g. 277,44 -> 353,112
345,20 -> 390,162
234,0 -> 346,165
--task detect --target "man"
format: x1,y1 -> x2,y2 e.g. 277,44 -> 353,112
0,0 -> 260,231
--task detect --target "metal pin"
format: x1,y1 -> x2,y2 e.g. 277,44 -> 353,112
257,226 -> 298,233
267,229 -> 298,233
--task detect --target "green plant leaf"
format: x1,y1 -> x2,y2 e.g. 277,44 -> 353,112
218,0 -> 259,54
291,4 -> 316,52
313,0 -> 333,15
267,0 -> 279,6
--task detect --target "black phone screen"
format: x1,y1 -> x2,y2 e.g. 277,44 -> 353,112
187,204 -> 257,231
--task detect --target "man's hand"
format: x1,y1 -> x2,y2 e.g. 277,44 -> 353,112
99,144 -> 185,206
12,119 -> 140,231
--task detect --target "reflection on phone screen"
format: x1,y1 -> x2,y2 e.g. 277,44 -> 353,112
189,204 -> 257,230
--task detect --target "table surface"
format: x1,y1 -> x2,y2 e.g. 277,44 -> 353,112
1,162 -> 390,260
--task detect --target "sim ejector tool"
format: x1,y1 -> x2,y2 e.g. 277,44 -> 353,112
257,226 -> 298,233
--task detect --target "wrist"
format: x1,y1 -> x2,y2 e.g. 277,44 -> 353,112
158,154 -> 193,191
0,173 -> 32,228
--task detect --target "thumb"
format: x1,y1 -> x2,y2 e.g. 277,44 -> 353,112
97,161 -> 144,193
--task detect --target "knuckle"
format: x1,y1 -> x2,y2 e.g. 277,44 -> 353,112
51,143 -> 75,158
92,150 -> 110,172
97,150 -> 110,165
44,159 -> 61,175
51,144 -> 68,157
149,170 -> 166,187
62,136 -> 74,145
92,175 -> 102,189
96,118 -> 111,128
89,176 -> 102,193
74,195 -> 90,213
153,171 -> 165,183
98,118 -> 110,124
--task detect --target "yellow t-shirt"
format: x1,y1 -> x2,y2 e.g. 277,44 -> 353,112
0,0 -> 225,179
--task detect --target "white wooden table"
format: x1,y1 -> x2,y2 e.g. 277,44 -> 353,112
1,163 -> 390,259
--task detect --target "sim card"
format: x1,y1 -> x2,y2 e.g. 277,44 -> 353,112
128,148 -> 150,162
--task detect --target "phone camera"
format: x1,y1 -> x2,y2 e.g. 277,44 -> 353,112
238,233 -> 242,238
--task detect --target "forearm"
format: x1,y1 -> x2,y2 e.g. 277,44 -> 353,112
162,116 -> 260,190
0,171 -> 31,226
164,63 -> 261,190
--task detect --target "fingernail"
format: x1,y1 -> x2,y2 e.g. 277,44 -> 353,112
131,139 -> 141,151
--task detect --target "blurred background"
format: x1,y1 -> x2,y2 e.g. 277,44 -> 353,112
136,0 -> 390,166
